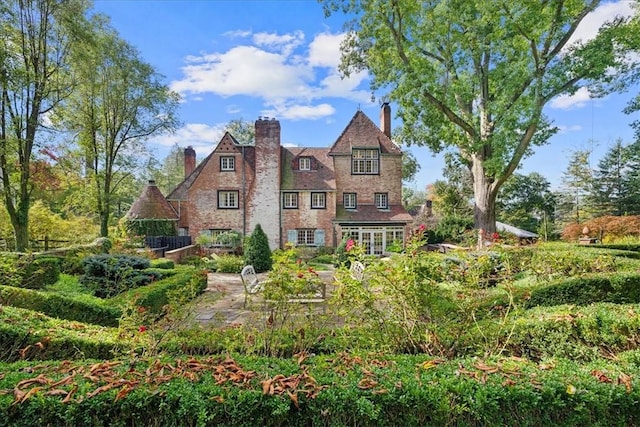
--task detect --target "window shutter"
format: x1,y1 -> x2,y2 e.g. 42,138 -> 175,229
287,230 -> 297,244
314,229 -> 325,246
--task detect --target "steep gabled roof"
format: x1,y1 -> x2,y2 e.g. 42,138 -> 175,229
166,132 -> 255,201
281,147 -> 336,191
126,181 -> 178,220
328,110 -> 402,156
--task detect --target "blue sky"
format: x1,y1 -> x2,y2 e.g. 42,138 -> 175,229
92,0 -> 639,191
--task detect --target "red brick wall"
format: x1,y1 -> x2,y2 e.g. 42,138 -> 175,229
281,191 -> 336,247
333,154 -> 403,205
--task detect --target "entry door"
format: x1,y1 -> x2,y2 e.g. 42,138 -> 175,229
361,231 -> 384,255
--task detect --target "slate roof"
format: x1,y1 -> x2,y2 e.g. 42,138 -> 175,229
334,205 -> 413,224
328,110 -> 402,156
281,147 -> 336,191
126,181 -> 178,220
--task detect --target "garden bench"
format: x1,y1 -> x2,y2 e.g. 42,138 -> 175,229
350,260 -> 365,282
240,265 -> 264,308
240,265 -> 326,308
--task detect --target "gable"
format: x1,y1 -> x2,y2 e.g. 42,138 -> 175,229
328,110 -> 402,156
166,132 -> 255,201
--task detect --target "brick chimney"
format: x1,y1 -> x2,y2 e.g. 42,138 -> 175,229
251,117 -> 281,249
184,146 -> 196,178
380,102 -> 391,138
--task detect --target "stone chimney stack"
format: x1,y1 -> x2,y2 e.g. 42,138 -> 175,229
184,146 -> 196,178
380,102 -> 391,138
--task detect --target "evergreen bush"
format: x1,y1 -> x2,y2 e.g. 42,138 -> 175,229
244,224 -> 272,273
80,254 -> 153,298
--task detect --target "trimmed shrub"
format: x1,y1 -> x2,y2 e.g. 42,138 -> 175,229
214,254 -> 244,273
0,254 -> 60,289
0,285 -> 120,327
1,354 -> 640,426
0,306 -> 123,362
110,267 -> 207,315
80,254 -> 153,298
151,258 -> 175,269
526,272 -> 640,308
244,224 -> 272,273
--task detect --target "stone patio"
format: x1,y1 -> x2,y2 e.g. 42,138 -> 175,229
191,268 -> 336,327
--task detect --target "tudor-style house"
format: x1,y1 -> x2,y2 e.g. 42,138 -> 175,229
131,104 -> 412,255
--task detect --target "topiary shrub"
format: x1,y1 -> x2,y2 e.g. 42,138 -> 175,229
244,224 -> 272,273
80,254 -> 153,298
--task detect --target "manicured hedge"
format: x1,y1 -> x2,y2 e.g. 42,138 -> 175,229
0,253 -> 60,289
0,354 -> 638,426
526,272 -> 640,308
0,306 -> 124,362
110,266 -> 207,315
0,285 -> 121,326
459,303 -> 640,362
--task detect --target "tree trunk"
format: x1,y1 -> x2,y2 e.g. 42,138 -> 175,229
471,156 -> 498,234
12,202 -> 30,252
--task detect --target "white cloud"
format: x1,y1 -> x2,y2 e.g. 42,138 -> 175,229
262,103 -> 336,121
170,30 -> 371,119
557,124 -> 583,133
253,31 -> 304,56
568,1 -> 636,47
550,87 -> 592,110
152,123 -> 226,157
308,32 -> 344,68
171,45 -> 313,99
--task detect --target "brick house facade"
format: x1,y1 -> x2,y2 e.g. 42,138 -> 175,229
137,105 -> 412,255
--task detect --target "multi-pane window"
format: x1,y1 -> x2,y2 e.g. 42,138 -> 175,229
220,156 -> 235,171
375,192 -> 388,209
283,192 -> 298,209
311,192 -> 326,209
218,190 -> 238,208
298,157 -> 311,170
343,192 -> 357,209
297,229 -> 315,245
352,149 -> 379,174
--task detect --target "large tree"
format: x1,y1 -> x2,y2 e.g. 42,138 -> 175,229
323,0 -> 639,232
557,149 -> 595,224
56,23 -> 179,237
0,0 -> 89,251
497,172 -> 556,235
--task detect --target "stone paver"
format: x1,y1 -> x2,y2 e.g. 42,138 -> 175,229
191,269 -> 335,327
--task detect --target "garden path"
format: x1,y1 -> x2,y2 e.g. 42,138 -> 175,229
190,267 -> 336,327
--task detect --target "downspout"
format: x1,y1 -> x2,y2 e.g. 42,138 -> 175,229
241,145 -> 246,238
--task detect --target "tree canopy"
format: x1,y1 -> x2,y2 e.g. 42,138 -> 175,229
323,0 -> 640,233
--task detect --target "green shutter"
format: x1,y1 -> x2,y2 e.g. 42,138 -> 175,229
287,230 -> 297,244
314,229 -> 325,246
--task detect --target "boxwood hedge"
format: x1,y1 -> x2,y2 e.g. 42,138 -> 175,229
0,354 -> 638,426
0,285 -> 121,327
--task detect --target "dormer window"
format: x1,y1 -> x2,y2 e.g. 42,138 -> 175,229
299,157 -> 311,170
352,149 -> 379,174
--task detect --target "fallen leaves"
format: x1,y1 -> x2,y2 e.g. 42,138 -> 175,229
260,368 -> 326,408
